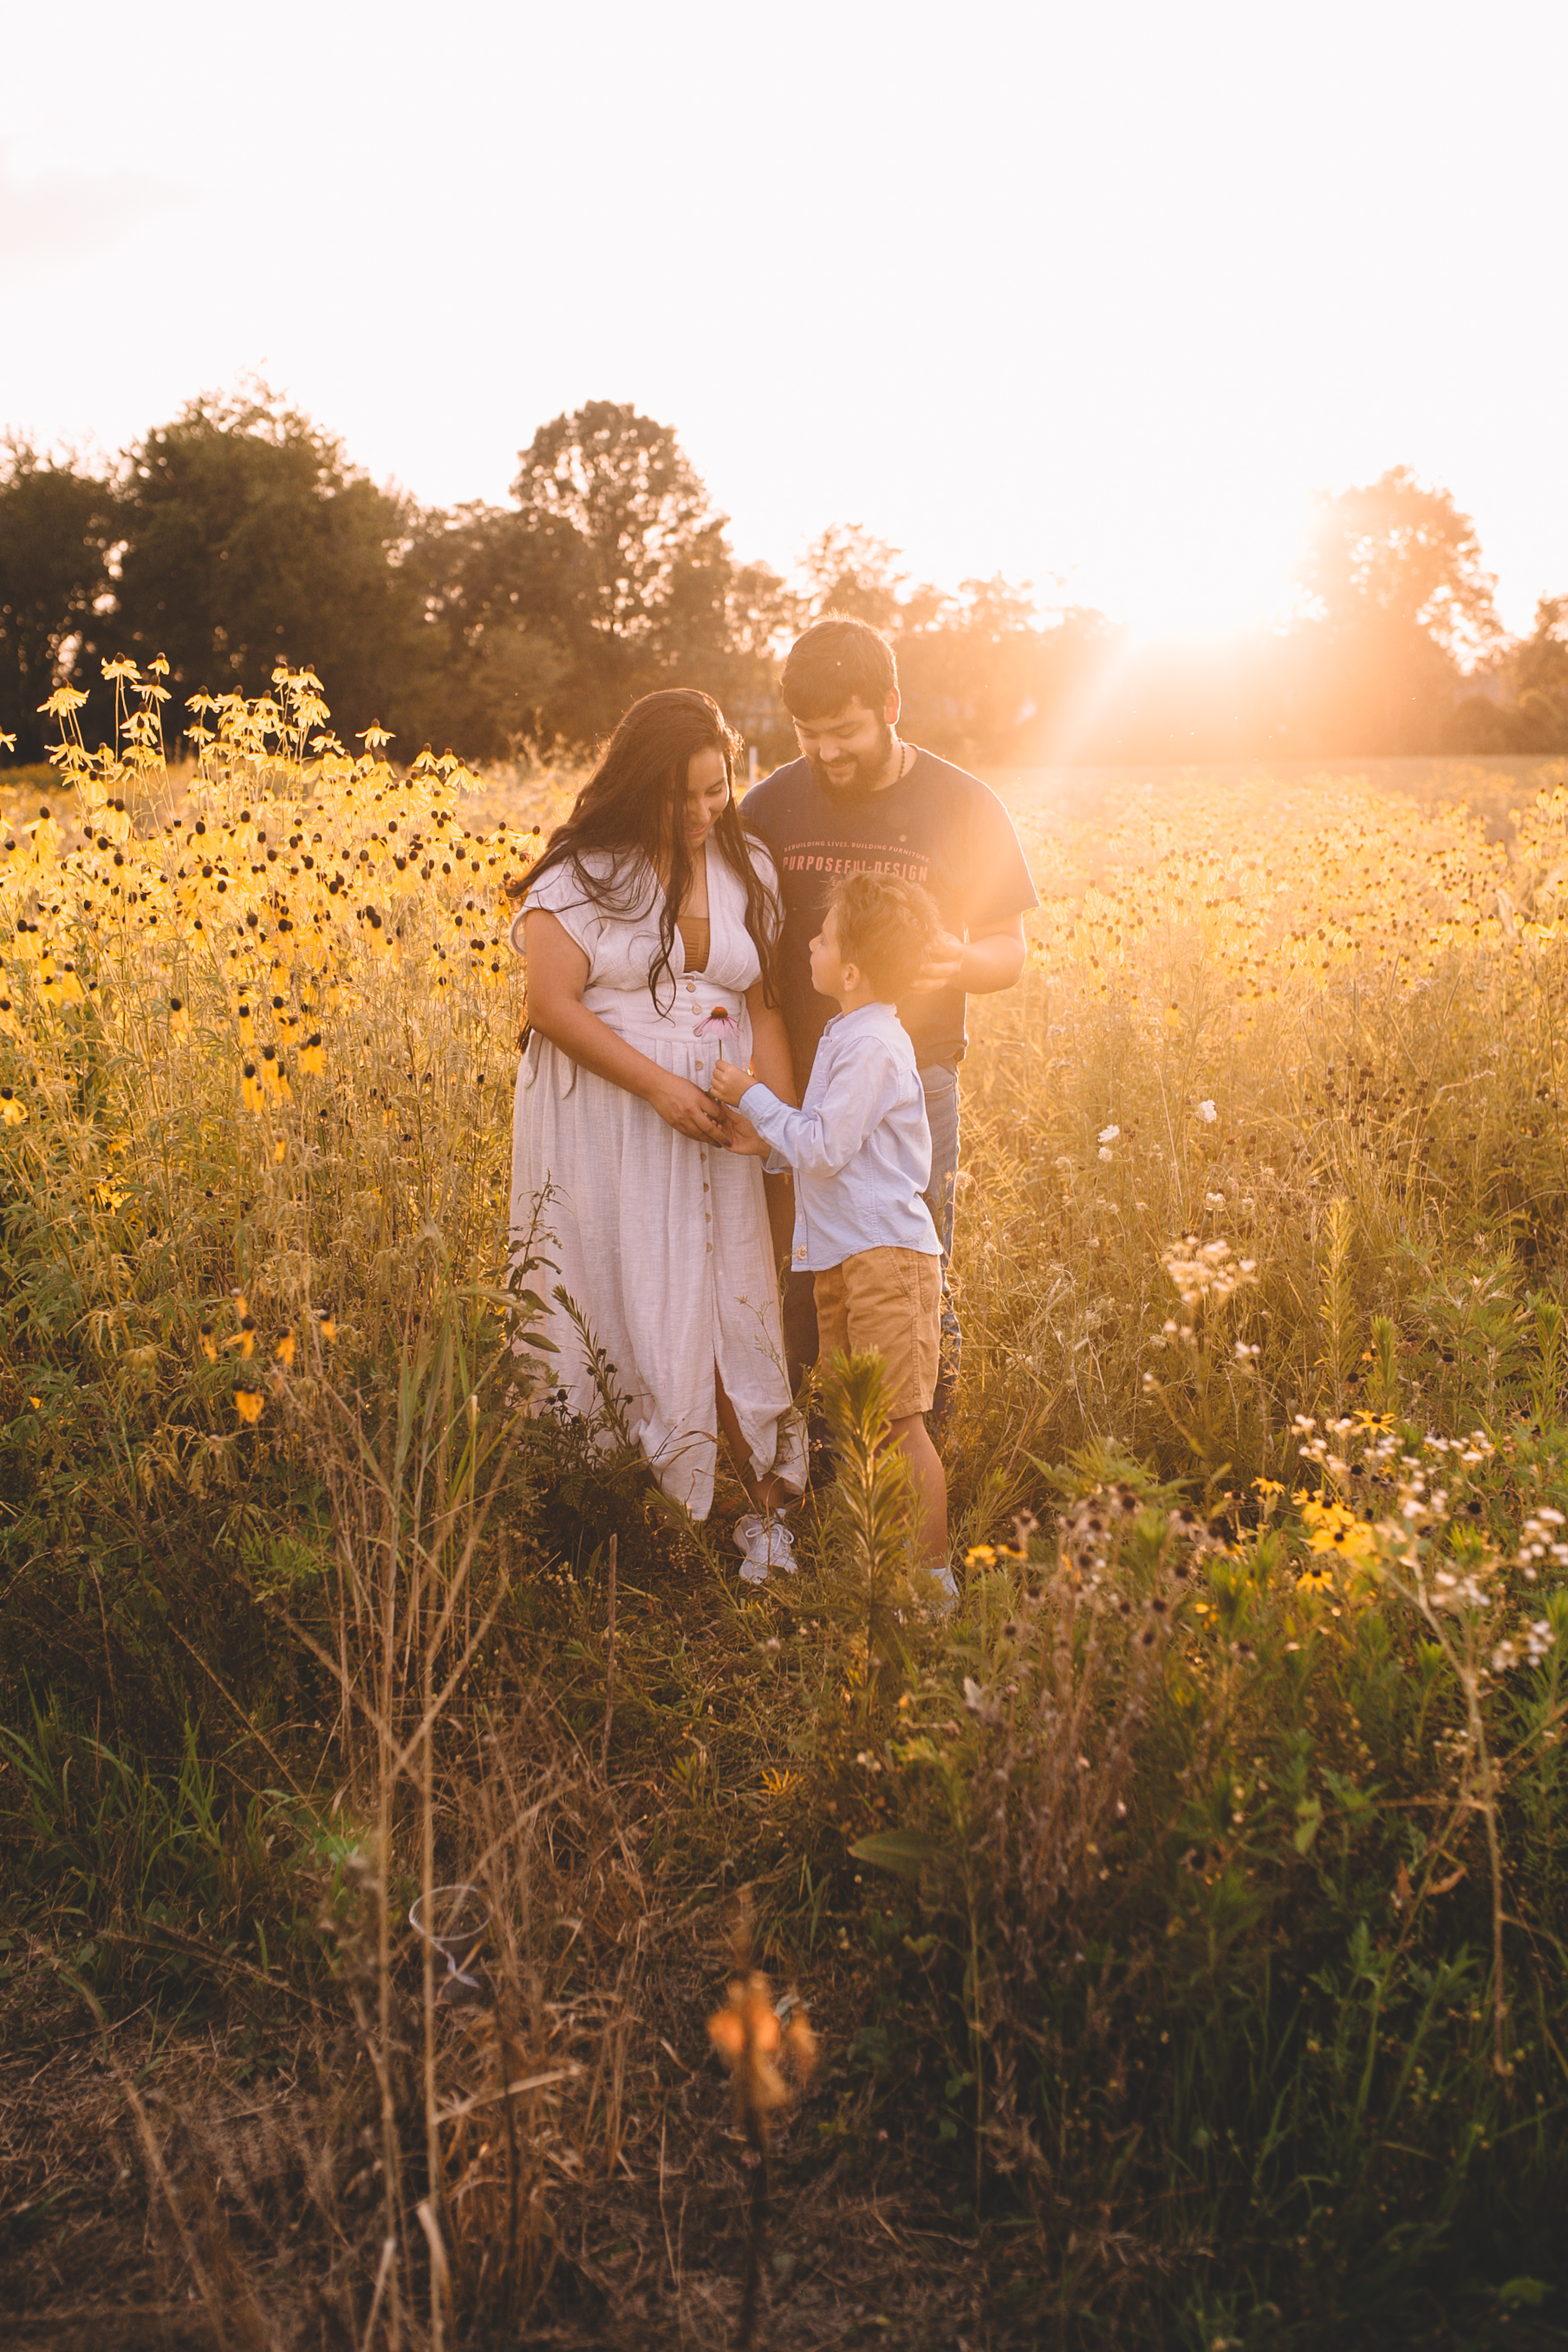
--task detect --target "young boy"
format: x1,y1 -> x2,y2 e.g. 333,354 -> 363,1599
711,870 -> 951,1578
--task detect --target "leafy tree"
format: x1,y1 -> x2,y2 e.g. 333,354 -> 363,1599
800,525 -> 911,634
508,401 -> 738,741
718,560 -> 803,758
404,502 -> 569,761
108,385 -> 426,751
0,441 -> 116,764
1506,595 -> 1568,748
897,574 -> 1060,763
411,403 -> 794,756
1285,466 -> 1502,754
1300,465 -> 1502,660
794,534 -> 1112,767
1452,595 -> 1568,754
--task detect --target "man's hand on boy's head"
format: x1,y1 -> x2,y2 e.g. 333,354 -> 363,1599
906,927 -> 966,994
709,1055 -> 750,1107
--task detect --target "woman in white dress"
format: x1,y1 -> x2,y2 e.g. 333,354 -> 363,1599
508,689 -> 804,1574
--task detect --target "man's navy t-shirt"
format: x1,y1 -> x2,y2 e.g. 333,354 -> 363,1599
742,746 -> 1038,1080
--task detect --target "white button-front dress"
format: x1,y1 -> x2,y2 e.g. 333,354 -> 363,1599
508,841 -> 805,1521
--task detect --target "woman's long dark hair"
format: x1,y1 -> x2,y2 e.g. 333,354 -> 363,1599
511,689 -> 780,1010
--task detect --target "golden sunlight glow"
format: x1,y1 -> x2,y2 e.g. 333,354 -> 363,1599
2,3 -> 1563,641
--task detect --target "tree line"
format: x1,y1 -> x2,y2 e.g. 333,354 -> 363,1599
2,384 -> 1565,770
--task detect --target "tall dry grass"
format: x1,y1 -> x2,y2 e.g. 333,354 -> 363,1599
4,680 -> 1568,2344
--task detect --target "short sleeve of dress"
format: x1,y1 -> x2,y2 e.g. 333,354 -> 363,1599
511,860 -> 604,965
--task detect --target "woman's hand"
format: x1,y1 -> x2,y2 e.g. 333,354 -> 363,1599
721,1107 -> 770,1156
524,913 -> 737,1143
709,1055 -> 751,1108
646,1068 -> 734,1143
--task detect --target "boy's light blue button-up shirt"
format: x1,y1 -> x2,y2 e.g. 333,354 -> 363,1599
738,1001 -> 941,1273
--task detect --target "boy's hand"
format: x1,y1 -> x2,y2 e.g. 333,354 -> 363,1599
709,1055 -> 751,1107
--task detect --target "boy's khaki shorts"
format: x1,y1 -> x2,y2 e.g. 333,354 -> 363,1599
814,1247 -> 941,1420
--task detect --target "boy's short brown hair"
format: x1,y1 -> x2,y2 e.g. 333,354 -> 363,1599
828,870 -> 944,1001
782,614 -> 898,720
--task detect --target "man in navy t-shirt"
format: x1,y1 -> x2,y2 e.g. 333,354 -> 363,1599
742,613 -> 1038,1435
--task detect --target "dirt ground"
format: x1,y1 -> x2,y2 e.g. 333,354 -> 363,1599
0,1938 -> 1044,2352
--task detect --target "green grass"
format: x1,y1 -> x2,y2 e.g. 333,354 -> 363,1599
3,704 -> 1568,2344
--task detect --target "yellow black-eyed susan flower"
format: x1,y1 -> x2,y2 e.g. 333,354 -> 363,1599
299,1033 -> 326,1077
198,1326 -> 218,1363
229,1316 -> 257,1359
241,1063 -> 265,1114
237,1002 -> 256,1046
1296,1563 -> 1335,1595
275,1332 -> 296,1368
316,1310 -> 337,1345
0,1089 -> 26,1127
234,1388 -> 264,1424
169,995 -> 190,1039
258,1043 -> 292,1102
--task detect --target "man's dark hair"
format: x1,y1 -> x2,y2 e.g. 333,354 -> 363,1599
781,613 -> 898,721
827,870 -> 942,1001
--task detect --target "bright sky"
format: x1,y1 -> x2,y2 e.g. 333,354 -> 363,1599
3,0 -> 1565,643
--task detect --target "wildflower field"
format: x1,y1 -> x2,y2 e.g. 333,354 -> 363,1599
3,671 -> 1568,2349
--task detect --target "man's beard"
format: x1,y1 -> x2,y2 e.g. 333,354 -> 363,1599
805,721 -> 895,797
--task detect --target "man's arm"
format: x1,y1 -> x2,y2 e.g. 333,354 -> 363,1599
908,912 -> 1028,998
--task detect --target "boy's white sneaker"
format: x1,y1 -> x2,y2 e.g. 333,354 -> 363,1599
733,1513 -> 797,1583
